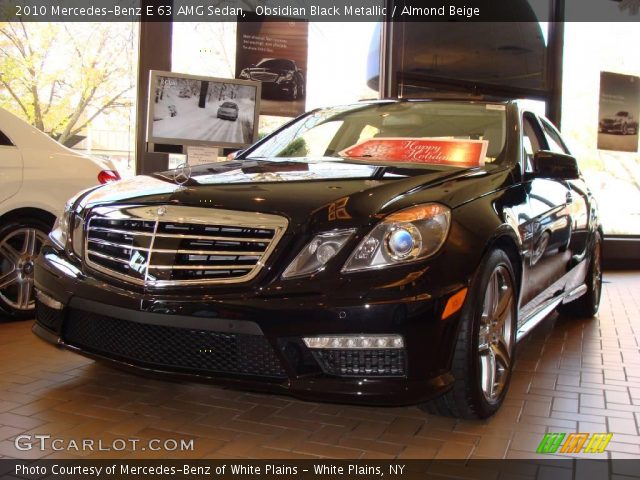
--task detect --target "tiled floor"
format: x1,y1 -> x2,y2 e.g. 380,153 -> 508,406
0,272 -> 638,460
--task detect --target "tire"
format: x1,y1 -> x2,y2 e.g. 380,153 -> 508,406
557,232 -> 602,318
419,249 -> 517,419
0,217 -> 51,320
289,81 -> 299,101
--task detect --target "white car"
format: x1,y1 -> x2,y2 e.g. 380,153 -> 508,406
0,108 -> 120,319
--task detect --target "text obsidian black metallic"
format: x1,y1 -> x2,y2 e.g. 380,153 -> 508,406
33,100 -> 602,418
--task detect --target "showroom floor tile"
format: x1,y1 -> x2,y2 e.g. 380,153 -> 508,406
0,271 -> 638,460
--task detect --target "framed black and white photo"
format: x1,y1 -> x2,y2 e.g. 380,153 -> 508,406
147,71 -> 261,149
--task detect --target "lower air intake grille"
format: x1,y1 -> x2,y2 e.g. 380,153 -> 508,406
35,300 -> 63,331
313,349 -> 407,377
63,309 -> 286,379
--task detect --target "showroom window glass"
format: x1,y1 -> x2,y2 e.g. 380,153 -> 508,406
396,18 -> 550,97
561,22 -> 640,235
171,21 -> 379,141
0,21 -> 140,177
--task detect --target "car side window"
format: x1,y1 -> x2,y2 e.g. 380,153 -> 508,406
540,118 -> 569,155
0,129 -> 13,146
522,114 -> 545,172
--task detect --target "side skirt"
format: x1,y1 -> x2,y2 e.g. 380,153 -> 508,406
516,283 -> 587,342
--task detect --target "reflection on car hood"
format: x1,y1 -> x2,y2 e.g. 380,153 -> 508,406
79,159 -> 491,231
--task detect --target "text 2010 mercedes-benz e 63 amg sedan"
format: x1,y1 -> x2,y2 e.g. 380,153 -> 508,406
33,100 -> 601,418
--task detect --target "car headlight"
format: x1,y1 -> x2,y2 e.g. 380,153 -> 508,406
277,72 -> 294,83
49,205 -> 72,250
282,229 -> 355,279
342,203 -> 451,272
49,190 -> 91,256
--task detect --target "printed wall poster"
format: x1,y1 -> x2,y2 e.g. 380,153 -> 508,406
598,71 -> 640,152
236,12 -> 308,117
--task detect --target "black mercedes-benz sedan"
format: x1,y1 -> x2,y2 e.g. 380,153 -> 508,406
238,58 -> 305,101
33,100 -> 602,418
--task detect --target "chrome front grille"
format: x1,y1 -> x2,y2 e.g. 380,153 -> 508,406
84,205 -> 288,287
250,72 -> 278,82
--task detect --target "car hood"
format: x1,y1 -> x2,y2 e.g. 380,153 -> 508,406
78,159 -> 495,232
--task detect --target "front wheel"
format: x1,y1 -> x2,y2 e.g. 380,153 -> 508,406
0,218 -> 50,320
289,82 -> 299,101
420,249 -> 517,418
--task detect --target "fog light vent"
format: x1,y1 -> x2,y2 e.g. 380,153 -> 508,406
313,348 -> 407,377
35,299 -> 64,331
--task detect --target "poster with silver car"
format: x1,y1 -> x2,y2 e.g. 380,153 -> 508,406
598,71 -> 640,152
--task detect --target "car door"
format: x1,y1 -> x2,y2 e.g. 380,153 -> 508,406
519,112 -> 574,309
538,116 -> 591,290
0,128 -> 22,204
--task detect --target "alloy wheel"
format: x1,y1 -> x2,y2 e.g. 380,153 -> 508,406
0,227 -> 48,311
478,265 -> 515,402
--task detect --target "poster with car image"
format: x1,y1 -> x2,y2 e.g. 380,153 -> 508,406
236,12 -> 308,117
147,71 -> 260,148
597,71 -> 640,152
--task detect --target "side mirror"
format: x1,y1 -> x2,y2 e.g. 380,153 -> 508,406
226,149 -> 244,161
529,150 -> 580,180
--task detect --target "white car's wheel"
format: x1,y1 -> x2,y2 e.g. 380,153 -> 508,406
0,218 -> 50,320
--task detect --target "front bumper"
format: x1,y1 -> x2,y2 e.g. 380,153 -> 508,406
33,246 -> 462,406
599,122 -> 623,133
217,112 -> 238,121
259,80 -> 296,97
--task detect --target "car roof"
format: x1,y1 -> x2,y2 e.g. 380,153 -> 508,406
359,97 -> 513,104
259,58 -> 292,62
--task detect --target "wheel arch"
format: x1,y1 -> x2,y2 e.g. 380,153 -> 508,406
484,229 -> 524,300
0,207 -> 56,231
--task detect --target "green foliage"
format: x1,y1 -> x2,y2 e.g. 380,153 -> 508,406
0,22 -> 136,145
277,137 -> 308,157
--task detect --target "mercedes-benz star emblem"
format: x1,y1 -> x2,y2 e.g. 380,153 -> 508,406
173,162 -> 192,186
157,206 -> 167,217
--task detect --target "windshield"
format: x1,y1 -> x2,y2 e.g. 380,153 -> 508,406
256,59 -> 294,70
245,101 -> 508,168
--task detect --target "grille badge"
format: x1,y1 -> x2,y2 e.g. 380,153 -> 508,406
173,163 -> 192,186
